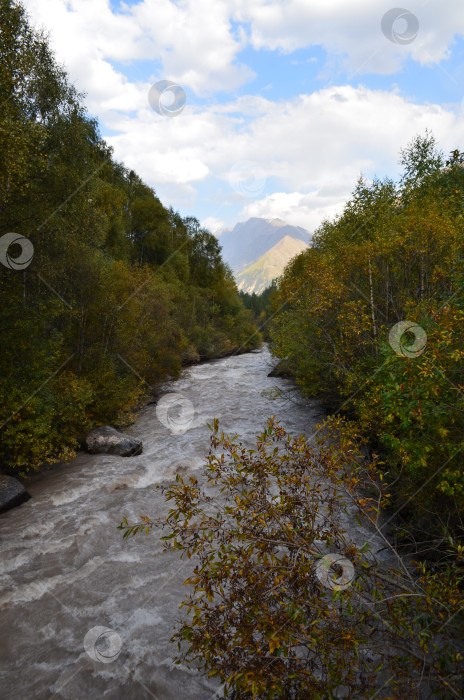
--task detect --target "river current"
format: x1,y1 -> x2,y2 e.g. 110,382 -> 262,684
0,346 -> 381,699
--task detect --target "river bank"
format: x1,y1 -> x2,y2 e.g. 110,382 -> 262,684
0,344 -> 263,515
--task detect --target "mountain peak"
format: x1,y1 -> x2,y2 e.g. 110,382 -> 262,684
265,218 -> 286,226
236,235 -> 309,294
217,217 -> 311,292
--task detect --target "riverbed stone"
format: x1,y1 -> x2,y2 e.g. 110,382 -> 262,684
268,359 -> 293,378
85,426 -> 143,457
0,475 -> 31,513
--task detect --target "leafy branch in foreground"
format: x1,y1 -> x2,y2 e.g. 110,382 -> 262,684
120,417 -> 464,699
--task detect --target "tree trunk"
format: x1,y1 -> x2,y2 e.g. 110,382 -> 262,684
368,255 -> 377,339
385,262 -> 389,320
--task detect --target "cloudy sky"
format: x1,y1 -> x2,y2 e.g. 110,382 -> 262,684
23,0 -> 464,234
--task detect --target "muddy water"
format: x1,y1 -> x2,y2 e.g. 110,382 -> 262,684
1,346 -> 337,699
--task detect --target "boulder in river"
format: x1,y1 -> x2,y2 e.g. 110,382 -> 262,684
0,475 -> 31,513
268,359 -> 293,379
85,426 -> 143,457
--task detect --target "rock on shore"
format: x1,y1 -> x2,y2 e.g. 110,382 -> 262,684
0,475 -> 31,513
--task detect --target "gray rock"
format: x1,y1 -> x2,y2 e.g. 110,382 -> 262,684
85,426 -> 143,457
267,359 -> 293,379
0,475 -> 31,513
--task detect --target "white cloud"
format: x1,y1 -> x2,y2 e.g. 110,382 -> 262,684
24,0 -> 254,105
100,85 -> 464,231
132,0 -> 254,94
231,0 -> 464,75
24,0 -> 464,114
240,191 -> 344,233
22,0 -> 464,234
201,217 -> 225,234
24,0 -> 143,114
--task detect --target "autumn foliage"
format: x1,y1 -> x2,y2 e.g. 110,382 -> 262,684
121,418 -> 464,698
270,135 -> 464,543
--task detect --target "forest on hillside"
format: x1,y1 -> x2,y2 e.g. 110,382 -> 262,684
0,0 -> 259,476
270,134 -> 464,548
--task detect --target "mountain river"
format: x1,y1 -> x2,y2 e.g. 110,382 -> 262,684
0,346 -> 386,699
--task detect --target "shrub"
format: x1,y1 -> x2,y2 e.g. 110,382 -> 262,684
121,418 -> 464,699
